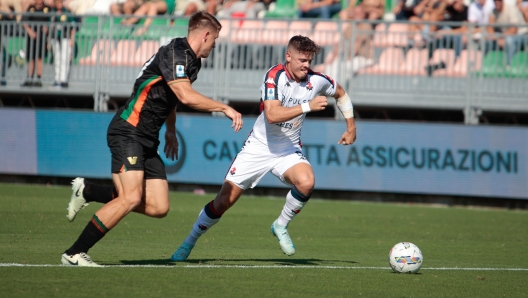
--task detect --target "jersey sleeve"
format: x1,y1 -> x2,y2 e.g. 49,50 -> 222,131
158,43 -> 190,85
261,66 -> 285,101
314,72 -> 337,97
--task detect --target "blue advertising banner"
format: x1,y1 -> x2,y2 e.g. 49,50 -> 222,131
0,109 -> 37,175
0,108 -> 525,199
160,117 -> 525,199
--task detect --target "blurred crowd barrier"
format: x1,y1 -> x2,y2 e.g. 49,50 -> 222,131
0,15 -> 527,123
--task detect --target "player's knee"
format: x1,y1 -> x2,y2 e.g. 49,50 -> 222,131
150,205 -> 169,218
119,192 -> 143,209
295,175 -> 315,195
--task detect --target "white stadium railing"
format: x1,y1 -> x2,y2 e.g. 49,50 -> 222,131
0,14 -> 527,123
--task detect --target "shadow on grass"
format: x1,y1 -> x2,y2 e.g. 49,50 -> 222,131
119,258 -> 358,266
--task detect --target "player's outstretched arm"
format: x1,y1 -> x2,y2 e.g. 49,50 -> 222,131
334,84 -> 357,146
170,80 -> 243,132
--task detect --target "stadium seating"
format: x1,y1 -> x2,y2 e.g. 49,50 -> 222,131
373,23 -> 409,48
509,52 -> 528,78
136,17 -> 173,40
358,47 -> 405,74
261,20 -> 289,45
5,36 -> 25,57
111,40 -> 137,66
233,20 -> 264,44
219,19 -> 235,42
77,16 -> 99,39
133,40 -> 160,67
288,20 -> 312,38
400,48 -> 428,76
73,39 -> 93,64
434,50 -> 482,77
265,0 -> 297,18
103,16 -> 131,39
172,18 -> 189,38
481,51 -> 507,78
79,40 -> 115,65
430,48 -> 456,74
313,21 -> 339,46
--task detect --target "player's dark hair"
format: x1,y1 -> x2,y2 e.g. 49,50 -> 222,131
287,35 -> 322,55
188,11 -> 222,34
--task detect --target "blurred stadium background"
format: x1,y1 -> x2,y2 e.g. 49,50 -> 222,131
0,0 -> 527,208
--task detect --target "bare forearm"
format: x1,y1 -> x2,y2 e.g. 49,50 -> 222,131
345,117 -> 356,132
165,108 -> 176,132
172,83 -> 227,113
266,105 -> 304,124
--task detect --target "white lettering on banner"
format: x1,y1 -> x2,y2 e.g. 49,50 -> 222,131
300,144 -> 518,174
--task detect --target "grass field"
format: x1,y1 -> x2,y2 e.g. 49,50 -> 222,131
1,182 -> 527,297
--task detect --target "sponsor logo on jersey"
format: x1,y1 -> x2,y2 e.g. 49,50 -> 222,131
293,117 -> 303,128
176,65 -> 185,78
127,156 -> 137,165
266,88 -> 274,100
265,77 -> 275,85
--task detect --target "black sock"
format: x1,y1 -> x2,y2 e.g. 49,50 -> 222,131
83,180 -> 117,204
65,214 -> 108,255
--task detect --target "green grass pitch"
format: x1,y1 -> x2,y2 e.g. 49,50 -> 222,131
0,182 -> 527,297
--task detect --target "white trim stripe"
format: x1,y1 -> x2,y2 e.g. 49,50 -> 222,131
1,263 -> 527,271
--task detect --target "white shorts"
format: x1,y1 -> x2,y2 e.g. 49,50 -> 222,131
225,143 -> 310,190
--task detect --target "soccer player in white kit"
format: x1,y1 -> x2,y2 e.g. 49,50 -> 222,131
171,35 -> 357,260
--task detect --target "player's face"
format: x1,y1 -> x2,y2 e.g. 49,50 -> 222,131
286,49 -> 314,82
200,29 -> 219,58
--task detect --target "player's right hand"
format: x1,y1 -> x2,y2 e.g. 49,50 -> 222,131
224,107 -> 243,132
309,96 -> 328,112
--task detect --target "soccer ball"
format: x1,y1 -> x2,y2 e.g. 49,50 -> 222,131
388,242 -> 423,274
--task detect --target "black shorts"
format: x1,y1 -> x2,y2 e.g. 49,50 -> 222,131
107,134 -> 167,179
26,34 -> 46,61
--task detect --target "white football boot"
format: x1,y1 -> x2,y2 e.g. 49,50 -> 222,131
67,178 -> 89,222
61,253 -> 102,267
271,220 -> 295,256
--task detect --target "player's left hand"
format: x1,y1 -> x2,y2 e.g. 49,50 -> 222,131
164,130 -> 179,160
223,106 -> 244,132
337,128 -> 356,146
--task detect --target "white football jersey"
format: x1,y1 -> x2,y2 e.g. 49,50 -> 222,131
248,63 -> 337,155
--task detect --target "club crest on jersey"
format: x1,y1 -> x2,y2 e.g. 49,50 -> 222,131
230,167 -> 236,175
176,65 -> 185,78
266,88 -> 275,100
306,82 -> 313,90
